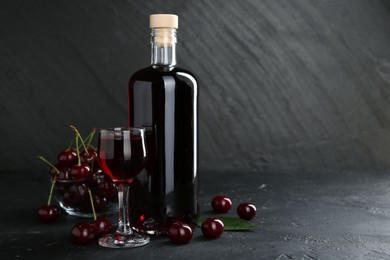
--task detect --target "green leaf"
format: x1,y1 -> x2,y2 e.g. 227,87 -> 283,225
196,216 -> 255,231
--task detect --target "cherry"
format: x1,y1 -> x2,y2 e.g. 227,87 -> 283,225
37,173 -> 60,223
48,164 -> 71,181
167,222 -> 193,244
62,191 -> 77,207
63,183 -> 88,207
58,167 -> 71,180
211,195 -> 232,213
80,148 -> 96,164
83,188 -> 111,239
71,222 -> 94,245
237,203 -> 256,220
84,169 -> 104,188
201,217 -> 224,238
70,164 -> 91,180
68,127 -> 92,180
49,164 -> 61,178
38,204 -> 60,222
90,217 -> 112,237
55,180 -> 69,196
58,149 -> 77,166
39,156 -> 70,180
97,179 -> 117,200
83,194 -> 107,212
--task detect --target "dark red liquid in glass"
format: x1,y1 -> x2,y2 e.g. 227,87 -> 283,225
97,135 -> 146,184
128,66 -> 199,234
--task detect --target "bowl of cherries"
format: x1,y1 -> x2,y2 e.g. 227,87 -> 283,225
39,126 -> 118,218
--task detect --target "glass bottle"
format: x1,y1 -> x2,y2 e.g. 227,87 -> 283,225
128,14 -> 199,235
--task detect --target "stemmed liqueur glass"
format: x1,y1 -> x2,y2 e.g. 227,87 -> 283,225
97,127 -> 149,248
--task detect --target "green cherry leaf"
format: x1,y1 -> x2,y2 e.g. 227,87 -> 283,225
196,216 -> 255,231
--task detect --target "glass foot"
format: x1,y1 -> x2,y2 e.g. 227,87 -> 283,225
98,233 -> 150,248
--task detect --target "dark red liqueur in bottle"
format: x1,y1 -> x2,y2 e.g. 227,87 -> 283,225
128,14 -> 199,235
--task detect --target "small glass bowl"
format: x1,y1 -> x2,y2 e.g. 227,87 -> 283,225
51,172 -> 118,218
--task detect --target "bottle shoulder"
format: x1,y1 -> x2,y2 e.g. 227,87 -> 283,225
172,67 -> 198,81
130,66 -> 156,79
129,66 -> 197,85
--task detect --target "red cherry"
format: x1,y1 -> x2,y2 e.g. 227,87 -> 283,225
58,149 -> 77,166
63,183 -> 88,207
49,164 -> 71,180
90,217 -> 112,237
97,179 -> 117,200
71,222 -> 94,245
70,164 -> 91,180
83,194 -> 107,212
84,170 -> 103,189
49,164 -> 60,178
38,204 -> 60,222
237,203 -> 256,220
80,148 -> 97,164
211,196 -> 232,213
55,180 -> 68,196
201,217 -> 224,238
167,222 -> 193,244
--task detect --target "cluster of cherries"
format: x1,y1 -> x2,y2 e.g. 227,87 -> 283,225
70,189 -> 113,245
167,195 -> 257,244
37,126 -> 114,245
38,167 -> 113,245
38,126 -> 117,221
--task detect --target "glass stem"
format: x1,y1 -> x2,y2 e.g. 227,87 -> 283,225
116,183 -> 133,236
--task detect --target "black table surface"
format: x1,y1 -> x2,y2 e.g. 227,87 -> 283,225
2,169 -> 390,259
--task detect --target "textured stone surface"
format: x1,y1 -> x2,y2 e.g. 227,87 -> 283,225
2,170 -> 390,259
0,0 -> 390,173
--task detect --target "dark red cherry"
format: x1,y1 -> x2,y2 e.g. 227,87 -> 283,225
167,222 -> 193,244
84,170 -> 102,188
97,179 -> 117,200
58,167 -> 71,180
58,149 -> 77,166
80,149 -> 96,164
71,222 -> 94,245
70,164 -> 91,180
237,203 -> 256,220
38,204 -> 60,222
49,164 -> 71,180
201,217 -> 224,238
55,179 -> 70,196
211,196 -> 232,213
63,183 -> 88,207
90,217 -> 112,237
49,164 -> 60,178
83,194 -> 107,212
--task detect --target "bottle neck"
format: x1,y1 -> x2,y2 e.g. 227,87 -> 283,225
151,28 -> 177,69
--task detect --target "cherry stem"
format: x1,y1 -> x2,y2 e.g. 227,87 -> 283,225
66,137 -> 74,151
38,156 -> 60,175
70,125 -> 88,151
86,128 -> 96,149
81,132 -> 92,149
75,134 -> 81,166
80,134 -> 91,149
47,175 -> 57,206
88,188 -> 97,221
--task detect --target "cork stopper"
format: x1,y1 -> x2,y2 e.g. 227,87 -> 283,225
150,14 -> 178,29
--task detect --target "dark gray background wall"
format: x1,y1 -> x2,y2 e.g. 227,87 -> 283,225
1,0 -> 390,173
